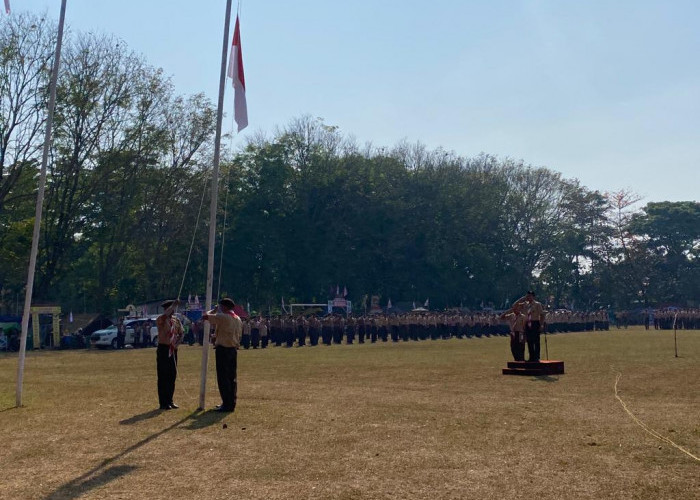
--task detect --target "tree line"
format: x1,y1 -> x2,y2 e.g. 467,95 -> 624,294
1,13 -> 699,316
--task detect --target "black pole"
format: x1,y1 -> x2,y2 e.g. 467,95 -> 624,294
673,313 -> 678,358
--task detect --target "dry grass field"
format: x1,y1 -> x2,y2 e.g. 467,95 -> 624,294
1,327 -> 698,500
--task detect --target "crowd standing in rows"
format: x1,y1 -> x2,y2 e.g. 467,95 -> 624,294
613,308 -> 700,329
211,305 -> 611,352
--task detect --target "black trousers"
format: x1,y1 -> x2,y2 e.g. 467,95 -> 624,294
215,346 -> 238,410
309,328 -> 319,346
322,327 -> 332,345
251,329 -> 260,348
526,321 -> 541,361
156,344 -> 177,408
510,332 -> 525,361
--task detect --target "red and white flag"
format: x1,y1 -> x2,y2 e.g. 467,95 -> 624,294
4,0 -> 10,15
227,15 -> 248,132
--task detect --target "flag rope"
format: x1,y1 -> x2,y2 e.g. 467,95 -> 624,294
216,162 -> 232,299
177,169 -> 211,301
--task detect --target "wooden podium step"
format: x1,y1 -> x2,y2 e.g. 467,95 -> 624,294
502,360 -> 565,376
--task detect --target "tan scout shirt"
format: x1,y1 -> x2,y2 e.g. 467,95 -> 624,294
207,311 -> 243,348
503,312 -> 526,333
526,301 -> 546,322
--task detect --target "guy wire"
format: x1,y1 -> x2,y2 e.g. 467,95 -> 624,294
613,370 -> 699,462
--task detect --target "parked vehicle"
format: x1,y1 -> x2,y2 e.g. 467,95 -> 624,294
90,317 -> 158,349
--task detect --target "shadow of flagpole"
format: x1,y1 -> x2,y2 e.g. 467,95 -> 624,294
43,408 -> 226,500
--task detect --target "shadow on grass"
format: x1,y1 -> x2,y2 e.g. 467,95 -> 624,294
533,375 -> 560,383
184,408 -> 228,430
119,409 -> 163,425
44,465 -> 138,500
43,408 -> 228,499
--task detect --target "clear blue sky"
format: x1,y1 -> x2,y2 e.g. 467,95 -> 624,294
15,0 -> 700,202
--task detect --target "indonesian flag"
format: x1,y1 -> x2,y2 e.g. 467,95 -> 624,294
4,0 -> 10,15
227,15 -> 248,132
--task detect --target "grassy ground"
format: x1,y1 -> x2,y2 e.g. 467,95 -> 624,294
1,327 -> 698,499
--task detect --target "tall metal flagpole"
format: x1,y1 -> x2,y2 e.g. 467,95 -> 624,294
16,0 -> 68,407
199,0 -> 233,410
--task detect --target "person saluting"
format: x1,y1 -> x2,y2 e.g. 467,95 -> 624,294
203,298 -> 242,412
513,291 -> 546,362
156,299 -> 183,410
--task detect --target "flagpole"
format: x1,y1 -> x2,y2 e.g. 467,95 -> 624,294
15,0 -> 68,407
199,0 -> 234,410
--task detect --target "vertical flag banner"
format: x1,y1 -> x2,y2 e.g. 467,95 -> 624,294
227,15 -> 248,132
4,0 -> 10,15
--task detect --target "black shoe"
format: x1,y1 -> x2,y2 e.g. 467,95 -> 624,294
215,406 -> 234,412
159,405 -> 170,410
169,403 -> 179,409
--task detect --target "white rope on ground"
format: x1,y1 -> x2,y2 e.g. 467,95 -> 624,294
613,371 -> 699,462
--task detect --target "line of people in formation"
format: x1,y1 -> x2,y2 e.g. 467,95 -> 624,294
229,309 -> 611,350
649,308 -> 700,330
613,308 -> 700,330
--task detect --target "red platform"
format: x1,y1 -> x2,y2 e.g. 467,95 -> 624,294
502,360 -> 565,376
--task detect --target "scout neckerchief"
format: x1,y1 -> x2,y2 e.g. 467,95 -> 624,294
168,317 -> 180,357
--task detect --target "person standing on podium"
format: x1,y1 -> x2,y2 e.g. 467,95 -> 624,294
500,304 -> 526,361
513,291 -> 546,362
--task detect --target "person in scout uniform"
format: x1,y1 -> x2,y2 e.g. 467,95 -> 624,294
156,299 -> 183,410
513,291 -> 546,362
500,304 -> 526,361
203,298 -> 242,412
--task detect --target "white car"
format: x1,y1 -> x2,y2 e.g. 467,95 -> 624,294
90,318 -> 158,349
